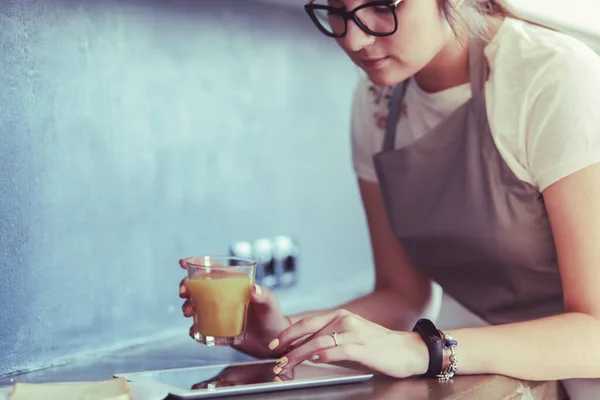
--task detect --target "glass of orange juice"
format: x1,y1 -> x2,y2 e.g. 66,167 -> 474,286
184,256 -> 256,346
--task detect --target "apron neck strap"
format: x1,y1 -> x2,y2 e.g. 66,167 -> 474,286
382,80 -> 409,152
381,37 -> 490,152
468,36 -> 489,110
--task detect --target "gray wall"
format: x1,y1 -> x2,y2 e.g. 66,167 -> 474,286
0,0 -> 373,376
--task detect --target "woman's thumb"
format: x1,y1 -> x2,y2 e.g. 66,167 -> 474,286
250,284 -> 280,310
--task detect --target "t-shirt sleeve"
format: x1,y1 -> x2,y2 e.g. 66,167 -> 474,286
524,45 -> 600,191
350,76 -> 385,182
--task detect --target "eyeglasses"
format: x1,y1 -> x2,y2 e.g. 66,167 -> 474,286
304,0 -> 403,38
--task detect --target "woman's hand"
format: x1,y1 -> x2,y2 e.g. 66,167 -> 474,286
267,309 -> 428,378
178,259 -> 291,359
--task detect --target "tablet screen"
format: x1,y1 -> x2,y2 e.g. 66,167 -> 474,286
128,360 -> 367,391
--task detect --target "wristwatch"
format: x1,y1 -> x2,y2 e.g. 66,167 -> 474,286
412,318 -> 443,378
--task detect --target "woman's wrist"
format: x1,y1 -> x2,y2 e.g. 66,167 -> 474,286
403,331 -> 430,377
404,327 -> 458,380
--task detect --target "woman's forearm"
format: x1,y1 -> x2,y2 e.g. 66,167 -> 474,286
289,289 -> 431,331
428,312 -> 600,380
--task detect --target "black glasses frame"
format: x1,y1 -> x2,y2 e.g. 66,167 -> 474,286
304,0 -> 403,38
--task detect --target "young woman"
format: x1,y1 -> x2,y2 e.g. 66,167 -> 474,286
180,0 -> 600,397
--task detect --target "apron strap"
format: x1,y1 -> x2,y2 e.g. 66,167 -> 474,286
381,37 -> 490,152
468,37 -> 490,116
382,80 -> 409,152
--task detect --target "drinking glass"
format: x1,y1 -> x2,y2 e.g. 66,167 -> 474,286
184,256 -> 256,346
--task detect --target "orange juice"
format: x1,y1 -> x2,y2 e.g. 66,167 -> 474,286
188,271 -> 252,338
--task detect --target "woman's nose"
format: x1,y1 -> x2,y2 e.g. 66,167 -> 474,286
339,20 -> 375,52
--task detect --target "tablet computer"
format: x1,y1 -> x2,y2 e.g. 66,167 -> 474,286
114,359 -> 373,399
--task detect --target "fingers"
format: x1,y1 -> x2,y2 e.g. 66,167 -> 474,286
308,344 -> 364,366
269,309 -> 350,352
179,277 -> 189,298
179,260 -> 191,317
179,276 -> 193,317
273,332 -> 352,374
179,258 -> 188,270
249,284 -> 275,306
249,284 -> 284,319
287,332 -> 316,352
182,299 -> 194,317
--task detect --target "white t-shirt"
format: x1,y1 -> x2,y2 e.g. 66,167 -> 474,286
351,18 -> 600,191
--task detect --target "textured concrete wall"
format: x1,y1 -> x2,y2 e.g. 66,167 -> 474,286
0,0 -> 372,376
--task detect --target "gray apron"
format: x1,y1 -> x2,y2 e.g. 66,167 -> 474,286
373,38 -> 564,325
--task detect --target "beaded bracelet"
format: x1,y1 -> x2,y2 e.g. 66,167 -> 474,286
437,330 -> 459,383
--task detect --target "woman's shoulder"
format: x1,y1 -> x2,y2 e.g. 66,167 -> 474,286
486,17 -> 600,91
485,17 -> 600,191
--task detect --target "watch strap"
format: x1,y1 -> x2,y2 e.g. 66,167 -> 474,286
412,318 -> 443,378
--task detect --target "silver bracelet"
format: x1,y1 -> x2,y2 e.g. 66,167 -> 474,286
437,330 -> 459,383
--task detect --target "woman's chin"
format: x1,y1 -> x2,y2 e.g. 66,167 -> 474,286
365,69 -> 409,87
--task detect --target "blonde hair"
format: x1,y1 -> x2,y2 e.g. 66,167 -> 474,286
439,0 -> 511,40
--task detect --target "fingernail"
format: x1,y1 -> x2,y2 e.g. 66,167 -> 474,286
253,285 -> 262,296
268,338 -> 279,350
273,366 -> 282,375
310,355 -> 320,362
275,357 -> 288,368
179,285 -> 186,297
274,376 -> 282,383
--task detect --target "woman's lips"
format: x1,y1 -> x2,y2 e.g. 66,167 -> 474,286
361,56 -> 390,70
